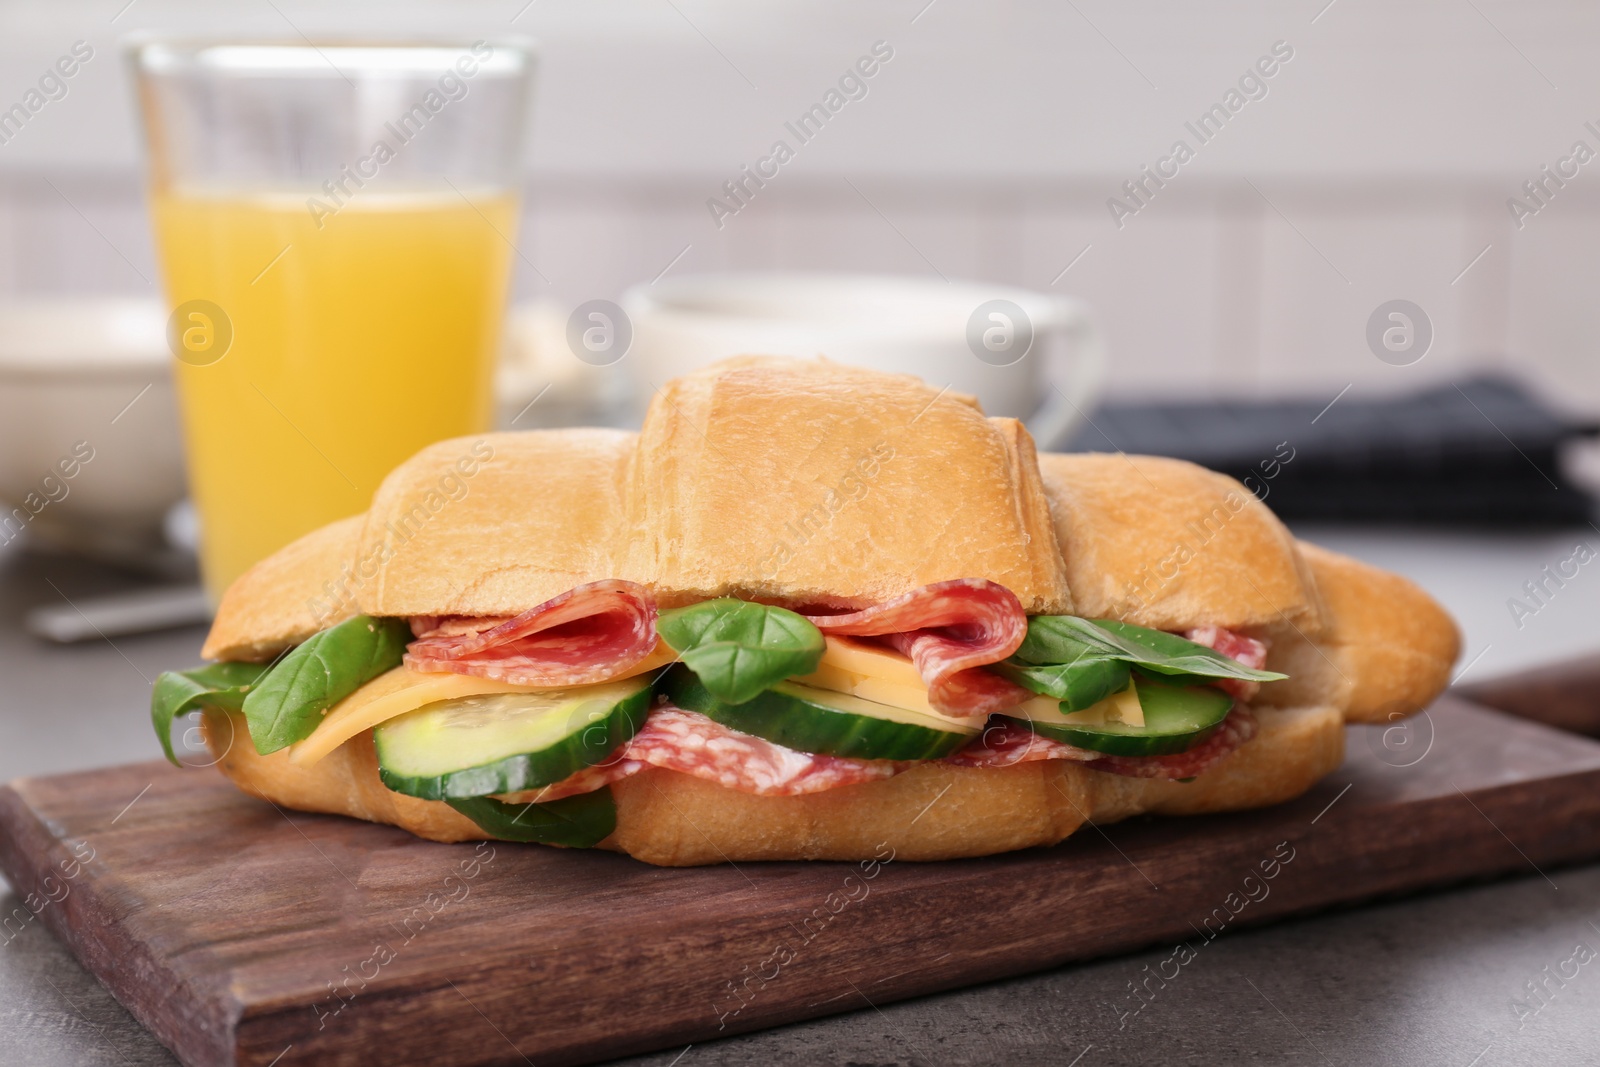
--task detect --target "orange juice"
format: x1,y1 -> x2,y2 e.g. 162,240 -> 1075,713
154,189 -> 515,598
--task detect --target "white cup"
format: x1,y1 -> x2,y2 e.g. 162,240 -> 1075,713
621,273 -> 1106,449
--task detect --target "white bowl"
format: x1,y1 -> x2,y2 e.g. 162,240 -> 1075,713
622,272 -> 1106,448
0,299 -> 186,557
496,299 -> 631,429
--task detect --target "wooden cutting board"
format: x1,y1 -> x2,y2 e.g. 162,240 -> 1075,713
4,695 -> 1600,1067
1459,653 -> 1600,737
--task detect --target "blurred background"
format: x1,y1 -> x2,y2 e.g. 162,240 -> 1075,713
2,0 -> 1598,401
4,9 -> 1600,1062
2,0 -> 1599,776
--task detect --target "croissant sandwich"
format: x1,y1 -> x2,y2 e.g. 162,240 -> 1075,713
151,357 -> 1460,865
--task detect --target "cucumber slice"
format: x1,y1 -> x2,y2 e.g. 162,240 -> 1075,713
375,676 -> 652,799
1005,677 -> 1233,757
661,665 -> 976,761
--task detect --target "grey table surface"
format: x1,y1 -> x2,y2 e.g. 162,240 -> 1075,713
2,527 -> 1600,1067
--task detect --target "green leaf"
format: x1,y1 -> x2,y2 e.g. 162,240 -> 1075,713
1001,615 -> 1285,707
1014,614 -> 1126,666
241,615 -> 411,755
992,656 -> 1132,711
1015,616 -> 1285,682
446,790 -> 616,848
1086,619 -> 1287,682
150,662 -> 270,766
657,598 -> 824,705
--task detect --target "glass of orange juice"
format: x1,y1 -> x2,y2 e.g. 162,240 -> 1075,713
128,39 -> 533,599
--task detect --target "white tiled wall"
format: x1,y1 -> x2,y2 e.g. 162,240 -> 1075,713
1,0 -> 1597,413
4,170 -> 1598,412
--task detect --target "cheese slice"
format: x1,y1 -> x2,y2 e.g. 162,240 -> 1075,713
1016,693 -> 1072,720
287,640 -> 678,767
814,636 -> 926,689
795,636 -> 938,715
1014,681 -> 1145,728
797,636 -> 1076,731
776,682 -> 981,735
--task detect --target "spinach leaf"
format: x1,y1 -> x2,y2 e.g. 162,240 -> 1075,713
1001,615 -> 1285,708
657,598 -> 824,705
151,661 -> 271,766
1014,614 -> 1128,666
241,615 -> 411,755
446,790 -> 616,848
1087,619 -> 1286,682
992,656 -> 1132,711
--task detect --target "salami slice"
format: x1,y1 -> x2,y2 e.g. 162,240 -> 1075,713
945,719 -> 1102,768
1086,707 -> 1257,780
945,707 -> 1256,781
405,579 -> 657,687
506,706 -> 907,801
509,759 -> 644,804
1184,625 -> 1270,701
622,706 -> 907,795
804,579 -> 1032,717
508,702 -> 1253,804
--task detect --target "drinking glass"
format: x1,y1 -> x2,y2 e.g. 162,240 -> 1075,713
129,38 -> 534,599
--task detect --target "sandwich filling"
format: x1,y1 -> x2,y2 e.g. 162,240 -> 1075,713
153,577 -> 1283,848
800,579 -> 1034,717
406,579 -> 659,686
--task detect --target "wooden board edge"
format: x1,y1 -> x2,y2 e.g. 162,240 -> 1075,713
1456,653 -> 1600,737
224,764 -> 1600,1067
692,766 -> 1600,1062
0,781 -> 244,1067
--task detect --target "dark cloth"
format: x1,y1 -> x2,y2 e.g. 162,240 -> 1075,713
1063,376 -> 1599,526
